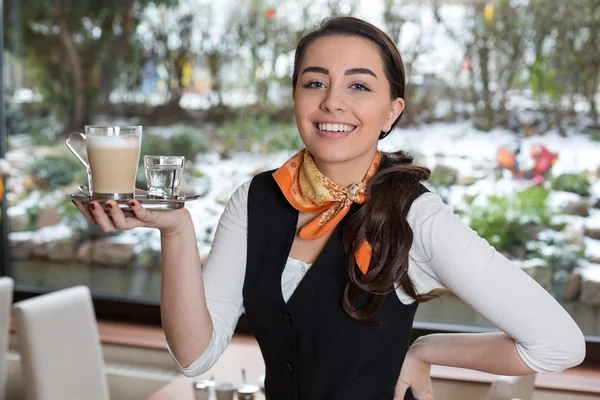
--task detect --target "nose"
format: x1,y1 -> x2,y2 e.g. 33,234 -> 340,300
320,86 -> 347,113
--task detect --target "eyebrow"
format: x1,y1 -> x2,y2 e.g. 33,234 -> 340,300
301,66 -> 377,78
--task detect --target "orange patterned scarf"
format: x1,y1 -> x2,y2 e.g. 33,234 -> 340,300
273,149 -> 380,274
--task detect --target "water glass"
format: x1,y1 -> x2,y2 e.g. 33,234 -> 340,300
144,155 -> 185,198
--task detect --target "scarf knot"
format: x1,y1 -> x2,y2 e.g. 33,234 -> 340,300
273,149 -> 379,274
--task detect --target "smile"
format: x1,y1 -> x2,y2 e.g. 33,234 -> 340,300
315,123 -> 357,132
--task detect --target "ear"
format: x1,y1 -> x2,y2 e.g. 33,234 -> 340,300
382,98 -> 405,133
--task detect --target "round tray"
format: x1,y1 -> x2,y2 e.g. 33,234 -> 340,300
67,193 -> 202,210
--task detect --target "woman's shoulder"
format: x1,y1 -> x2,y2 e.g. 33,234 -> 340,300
405,188 -> 447,227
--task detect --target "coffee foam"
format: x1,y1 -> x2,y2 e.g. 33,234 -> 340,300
87,135 -> 140,149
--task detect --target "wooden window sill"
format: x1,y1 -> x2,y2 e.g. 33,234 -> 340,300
10,320 -> 600,395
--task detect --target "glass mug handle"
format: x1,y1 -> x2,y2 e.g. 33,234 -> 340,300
65,132 -> 93,196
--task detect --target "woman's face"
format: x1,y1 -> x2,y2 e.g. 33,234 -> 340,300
293,35 -> 404,165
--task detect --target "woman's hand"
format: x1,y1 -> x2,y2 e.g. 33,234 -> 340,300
72,199 -> 189,235
394,338 -> 434,400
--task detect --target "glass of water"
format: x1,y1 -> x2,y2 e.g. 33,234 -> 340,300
144,155 -> 185,198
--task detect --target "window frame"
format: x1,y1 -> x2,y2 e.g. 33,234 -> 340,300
0,4 -> 598,367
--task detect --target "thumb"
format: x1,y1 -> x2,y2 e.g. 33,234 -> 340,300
394,380 -> 410,399
127,200 -> 157,225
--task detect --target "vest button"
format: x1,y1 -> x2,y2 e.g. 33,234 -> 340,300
286,361 -> 294,372
283,313 -> 291,322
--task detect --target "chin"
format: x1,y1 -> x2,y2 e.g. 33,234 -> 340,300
305,141 -> 364,165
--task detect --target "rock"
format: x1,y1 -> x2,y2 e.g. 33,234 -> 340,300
430,164 -> 459,188
46,238 -> 76,262
8,212 -> 29,232
135,249 -> 158,269
562,222 -> 586,247
31,225 -> 75,261
589,255 -> 600,264
563,200 -> 590,217
215,190 -> 232,206
562,272 -> 582,301
521,261 -> 553,291
579,265 -> 600,306
455,176 -> 479,186
8,232 -> 35,260
78,237 -> 136,266
594,199 -> 600,209
585,227 -> 600,240
77,241 -> 93,261
35,207 -> 62,229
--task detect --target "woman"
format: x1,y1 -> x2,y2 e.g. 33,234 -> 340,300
74,16 -> 585,400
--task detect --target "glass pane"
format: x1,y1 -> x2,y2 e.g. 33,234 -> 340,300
2,0 -> 599,339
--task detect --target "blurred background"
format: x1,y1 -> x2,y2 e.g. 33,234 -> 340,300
1,0 -> 599,348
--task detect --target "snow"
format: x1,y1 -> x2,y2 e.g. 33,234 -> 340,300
585,210 -> 600,230
547,191 -> 584,212
578,263 -> 600,282
8,231 -> 36,241
585,238 -> 600,260
36,224 -> 73,241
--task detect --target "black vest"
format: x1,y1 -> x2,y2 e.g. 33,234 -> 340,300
244,170 -> 428,400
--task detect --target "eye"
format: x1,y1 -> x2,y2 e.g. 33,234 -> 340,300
350,82 -> 371,92
303,80 -> 326,89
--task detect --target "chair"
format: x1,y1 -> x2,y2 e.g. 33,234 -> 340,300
0,277 -> 14,400
12,285 -> 110,400
486,374 -> 537,400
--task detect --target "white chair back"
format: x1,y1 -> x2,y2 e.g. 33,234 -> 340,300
0,277 -> 14,400
12,285 -> 110,400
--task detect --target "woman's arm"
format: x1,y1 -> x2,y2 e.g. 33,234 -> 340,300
160,210 -> 213,369
408,193 -> 586,373
162,181 -> 250,375
409,332 -> 535,375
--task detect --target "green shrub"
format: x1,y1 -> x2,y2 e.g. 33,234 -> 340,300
465,186 -> 555,257
550,173 -> 591,196
141,125 -> 211,164
28,156 -> 82,188
215,113 -> 301,153
429,164 -> 458,188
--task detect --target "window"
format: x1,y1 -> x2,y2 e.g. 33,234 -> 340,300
2,0 -> 599,357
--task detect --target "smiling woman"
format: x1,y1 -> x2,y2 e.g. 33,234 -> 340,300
71,16 -> 586,400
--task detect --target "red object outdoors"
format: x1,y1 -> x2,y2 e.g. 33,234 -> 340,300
266,8 -> 276,19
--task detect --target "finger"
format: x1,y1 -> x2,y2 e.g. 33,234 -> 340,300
123,210 -> 137,218
393,381 -> 409,400
105,201 -> 131,230
89,201 -> 117,232
72,200 -> 97,225
127,200 -> 156,225
412,388 -> 434,400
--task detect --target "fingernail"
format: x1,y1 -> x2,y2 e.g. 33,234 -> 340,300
90,203 -> 96,210
107,203 -> 113,209
129,201 -> 136,207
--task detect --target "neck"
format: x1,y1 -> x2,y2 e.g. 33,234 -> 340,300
313,148 -> 378,187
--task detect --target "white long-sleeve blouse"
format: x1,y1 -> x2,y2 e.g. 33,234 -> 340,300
168,180 -> 586,377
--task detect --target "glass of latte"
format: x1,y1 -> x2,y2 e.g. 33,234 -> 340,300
66,125 -> 142,200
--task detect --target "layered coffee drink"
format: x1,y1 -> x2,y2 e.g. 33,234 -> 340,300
66,125 -> 143,200
87,135 -> 141,195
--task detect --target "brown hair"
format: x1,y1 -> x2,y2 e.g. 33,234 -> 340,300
293,16 -> 437,323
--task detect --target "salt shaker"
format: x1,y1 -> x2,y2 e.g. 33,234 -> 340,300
236,384 -> 260,400
193,379 -> 214,400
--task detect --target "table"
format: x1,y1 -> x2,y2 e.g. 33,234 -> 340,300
147,336 -> 266,400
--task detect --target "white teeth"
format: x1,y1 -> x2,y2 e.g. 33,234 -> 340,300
318,123 -> 354,132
